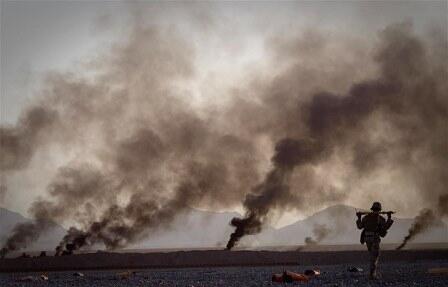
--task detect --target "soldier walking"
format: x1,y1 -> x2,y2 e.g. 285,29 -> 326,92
356,202 -> 394,279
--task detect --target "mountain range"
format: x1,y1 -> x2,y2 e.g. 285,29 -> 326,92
0,205 -> 446,251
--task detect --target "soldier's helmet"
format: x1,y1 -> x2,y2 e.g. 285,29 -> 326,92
371,201 -> 382,212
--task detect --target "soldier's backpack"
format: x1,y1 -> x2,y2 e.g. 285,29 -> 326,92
361,213 -> 387,241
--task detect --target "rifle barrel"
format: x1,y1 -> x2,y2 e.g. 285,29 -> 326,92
357,211 -> 395,215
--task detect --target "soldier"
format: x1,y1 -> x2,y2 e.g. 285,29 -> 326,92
356,202 -> 394,279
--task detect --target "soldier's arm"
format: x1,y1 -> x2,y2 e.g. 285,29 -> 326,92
356,214 -> 364,229
379,215 -> 393,231
385,213 -> 394,230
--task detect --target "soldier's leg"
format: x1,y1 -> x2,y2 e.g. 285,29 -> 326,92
370,240 -> 380,278
366,241 -> 375,276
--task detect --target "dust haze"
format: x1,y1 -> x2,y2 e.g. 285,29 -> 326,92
0,3 -> 446,255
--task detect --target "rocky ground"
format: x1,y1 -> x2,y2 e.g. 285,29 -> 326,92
0,259 -> 447,287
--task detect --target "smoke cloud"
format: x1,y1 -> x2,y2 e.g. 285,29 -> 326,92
1,6 -> 446,256
0,183 -> 6,204
0,16 -> 260,256
304,224 -> 331,245
438,194 -> 448,217
0,219 -> 53,258
226,22 -> 447,248
226,138 -> 322,249
397,192 -> 448,250
396,209 -> 437,250
0,107 -> 58,171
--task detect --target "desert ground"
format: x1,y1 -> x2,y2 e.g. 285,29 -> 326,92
0,260 -> 447,287
0,246 -> 447,286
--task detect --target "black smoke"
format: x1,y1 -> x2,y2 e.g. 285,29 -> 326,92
396,209 -> 436,250
226,138 -> 321,249
1,18 -> 446,255
226,23 -> 448,249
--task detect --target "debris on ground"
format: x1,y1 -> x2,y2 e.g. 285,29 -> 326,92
73,272 -> 85,277
272,271 -> 309,283
18,276 -> 36,282
116,270 -> 137,279
40,274 -> 49,281
348,267 -> 363,272
428,267 -> 448,275
2,261 -> 447,286
304,269 -> 321,276
18,274 -> 49,282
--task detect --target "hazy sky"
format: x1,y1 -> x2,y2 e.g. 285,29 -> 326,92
2,1 -> 446,124
1,1 -> 447,225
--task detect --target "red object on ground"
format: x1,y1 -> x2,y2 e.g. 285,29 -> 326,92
304,269 -> 321,276
272,273 -> 283,283
272,271 -> 309,283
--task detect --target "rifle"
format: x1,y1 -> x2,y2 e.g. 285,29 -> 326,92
356,211 -> 395,216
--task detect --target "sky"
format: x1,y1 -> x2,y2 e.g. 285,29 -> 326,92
1,0 -> 447,227
2,1 -> 446,124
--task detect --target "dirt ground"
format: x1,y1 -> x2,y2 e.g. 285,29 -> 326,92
1,247 -> 447,286
1,248 -> 448,272
0,259 -> 447,286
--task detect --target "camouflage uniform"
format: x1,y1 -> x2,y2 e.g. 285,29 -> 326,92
356,203 -> 393,279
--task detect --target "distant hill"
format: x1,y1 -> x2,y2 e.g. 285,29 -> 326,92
133,204 -> 447,249
0,207 -> 66,251
251,204 -> 448,246
1,205 -> 446,251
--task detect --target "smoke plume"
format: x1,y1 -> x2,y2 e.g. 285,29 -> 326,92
304,224 -> 331,245
397,192 -> 448,250
0,220 -> 53,258
1,107 -> 58,171
438,194 -> 448,217
0,16 -> 260,256
396,209 -> 437,250
0,183 -> 6,204
226,22 -> 448,248
226,138 -> 322,249
1,8 -> 446,256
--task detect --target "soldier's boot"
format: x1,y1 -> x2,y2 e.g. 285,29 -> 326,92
370,259 -> 380,279
369,269 -> 379,280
